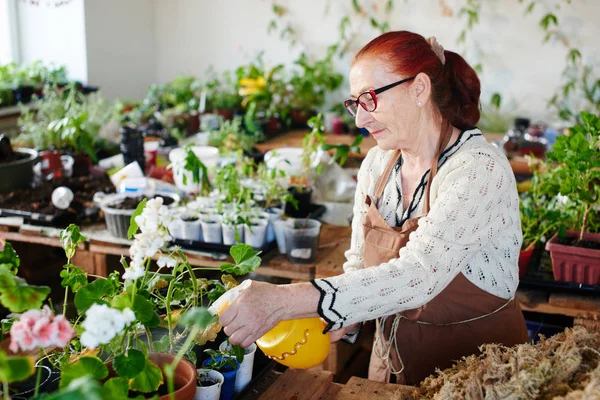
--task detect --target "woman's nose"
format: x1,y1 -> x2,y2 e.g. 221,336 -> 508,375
354,105 -> 372,129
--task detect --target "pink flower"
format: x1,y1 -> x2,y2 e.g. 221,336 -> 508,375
53,315 -> 74,346
9,306 -> 73,353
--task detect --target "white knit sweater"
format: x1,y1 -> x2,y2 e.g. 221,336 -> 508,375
311,129 -> 522,332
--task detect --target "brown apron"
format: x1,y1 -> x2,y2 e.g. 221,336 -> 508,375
363,136 -> 529,385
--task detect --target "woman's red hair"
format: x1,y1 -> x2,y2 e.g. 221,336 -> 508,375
354,31 -> 481,130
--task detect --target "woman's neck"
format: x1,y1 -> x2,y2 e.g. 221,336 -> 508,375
401,120 -> 460,171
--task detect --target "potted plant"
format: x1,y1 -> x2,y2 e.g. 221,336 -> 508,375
0,135 -> 38,193
236,54 -> 290,136
285,114 -> 326,218
1,197 -> 262,399
218,339 -> 256,394
518,160 -> 573,277
195,368 -> 224,400
206,70 -> 242,121
544,111 -> 600,284
201,349 -> 240,400
288,47 -> 344,128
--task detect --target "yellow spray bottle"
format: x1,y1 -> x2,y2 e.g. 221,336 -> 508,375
209,280 -> 330,369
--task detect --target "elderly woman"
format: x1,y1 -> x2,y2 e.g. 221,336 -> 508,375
219,31 -> 528,385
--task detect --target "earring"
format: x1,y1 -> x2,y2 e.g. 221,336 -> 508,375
417,101 -> 422,107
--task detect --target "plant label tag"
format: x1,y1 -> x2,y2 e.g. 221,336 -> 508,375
290,248 -> 312,259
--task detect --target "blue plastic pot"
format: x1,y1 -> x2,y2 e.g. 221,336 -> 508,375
201,356 -> 239,400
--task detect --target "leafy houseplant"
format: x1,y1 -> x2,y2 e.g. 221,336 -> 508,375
208,116 -> 262,156
206,70 -> 242,120
288,47 -> 344,126
543,111 -> 600,284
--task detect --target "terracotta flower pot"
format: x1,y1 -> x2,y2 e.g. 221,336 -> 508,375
106,352 -> 197,400
545,230 -> 600,285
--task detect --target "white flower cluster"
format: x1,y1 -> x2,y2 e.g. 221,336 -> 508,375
124,197 -> 178,280
80,304 -> 136,349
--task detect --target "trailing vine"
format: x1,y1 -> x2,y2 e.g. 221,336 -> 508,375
264,0 -> 597,123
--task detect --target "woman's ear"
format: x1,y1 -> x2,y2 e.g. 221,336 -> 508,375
413,72 -> 432,108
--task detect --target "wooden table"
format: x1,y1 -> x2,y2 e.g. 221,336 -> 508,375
241,368 -> 419,399
0,217 -> 349,281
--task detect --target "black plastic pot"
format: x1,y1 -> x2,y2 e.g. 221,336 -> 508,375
120,126 -> 145,174
8,365 -> 52,399
0,148 -> 38,193
13,85 -> 35,104
284,186 -> 312,218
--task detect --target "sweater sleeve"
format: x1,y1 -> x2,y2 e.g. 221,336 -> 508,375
311,149 -> 522,331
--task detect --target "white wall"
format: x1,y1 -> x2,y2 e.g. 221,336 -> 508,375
153,0 -> 600,125
84,0 -> 155,100
0,0 -> 14,63
16,0 -> 87,82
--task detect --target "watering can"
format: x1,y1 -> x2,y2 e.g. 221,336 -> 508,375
209,280 -> 330,369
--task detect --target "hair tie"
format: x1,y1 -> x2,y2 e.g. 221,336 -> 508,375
426,36 -> 445,65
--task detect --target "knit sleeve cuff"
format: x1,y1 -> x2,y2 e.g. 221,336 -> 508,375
310,278 -> 345,333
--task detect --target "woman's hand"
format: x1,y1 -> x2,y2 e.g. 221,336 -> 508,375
218,280 -> 287,349
218,281 -> 321,348
329,323 -> 360,343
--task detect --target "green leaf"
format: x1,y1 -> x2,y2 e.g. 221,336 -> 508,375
60,224 -> 86,259
0,240 -> 20,271
74,279 -> 115,313
179,307 -> 217,329
60,356 -> 108,389
540,13 -> 558,30
152,335 -> 170,352
220,244 -> 262,275
491,93 -> 502,109
232,344 -> 245,364
352,0 -> 361,13
525,1 -> 535,14
60,263 -> 88,292
128,358 -> 163,393
370,17 -> 378,28
0,352 -> 35,383
208,282 -> 226,304
128,198 -> 147,239
568,48 -> 581,64
114,349 -> 145,379
111,293 -> 156,326
103,377 -> 129,399
0,264 -> 50,312
42,376 -> 104,400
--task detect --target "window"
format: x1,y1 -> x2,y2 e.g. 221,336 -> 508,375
0,0 -> 18,64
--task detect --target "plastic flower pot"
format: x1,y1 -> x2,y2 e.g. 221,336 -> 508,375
283,219 -> 322,264
201,356 -> 239,400
0,148 -> 38,193
264,207 -> 283,243
180,214 -> 203,241
285,186 -> 313,218
273,219 -> 287,254
200,216 -> 223,244
8,365 -> 52,398
194,369 -> 224,400
222,223 -> 244,245
546,230 -> 600,285
218,341 -> 257,394
168,146 -> 219,194
244,219 -> 268,249
94,192 -> 180,239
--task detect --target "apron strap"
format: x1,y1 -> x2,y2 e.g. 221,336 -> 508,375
423,120 -> 454,214
373,150 -> 402,200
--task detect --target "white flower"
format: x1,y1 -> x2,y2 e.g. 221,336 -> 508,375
157,255 -> 177,269
80,304 -> 136,349
122,265 -> 145,280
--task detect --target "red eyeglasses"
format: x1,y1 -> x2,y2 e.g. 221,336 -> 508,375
344,76 -> 415,117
